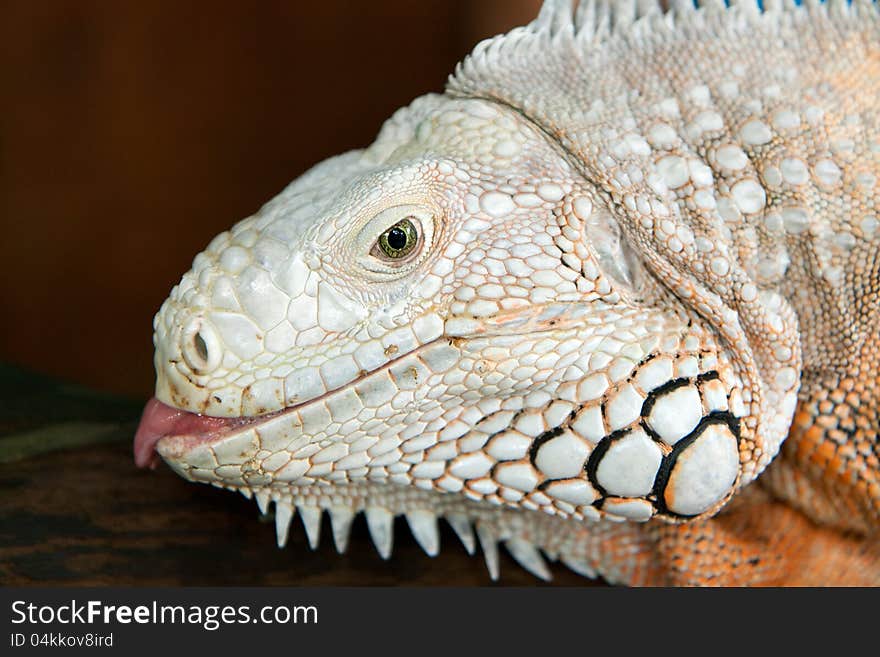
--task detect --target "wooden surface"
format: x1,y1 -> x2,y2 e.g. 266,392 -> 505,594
0,365 -> 598,586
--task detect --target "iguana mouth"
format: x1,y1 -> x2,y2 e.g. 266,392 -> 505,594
133,398 -> 277,469
134,335 -> 449,469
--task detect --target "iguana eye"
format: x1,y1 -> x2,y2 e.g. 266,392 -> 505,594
373,218 -> 420,260
357,205 -> 434,275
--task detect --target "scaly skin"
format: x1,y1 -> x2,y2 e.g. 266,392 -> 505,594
137,1 -> 880,585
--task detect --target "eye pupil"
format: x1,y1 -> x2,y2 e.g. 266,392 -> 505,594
376,218 -> 418,260
387,226 -> 407,250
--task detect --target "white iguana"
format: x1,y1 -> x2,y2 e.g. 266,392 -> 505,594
134,0 -> 880,585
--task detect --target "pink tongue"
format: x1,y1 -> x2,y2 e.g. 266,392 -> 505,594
133,397 -> 238,469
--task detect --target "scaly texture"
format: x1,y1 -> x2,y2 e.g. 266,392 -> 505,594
136,0 -> 880,585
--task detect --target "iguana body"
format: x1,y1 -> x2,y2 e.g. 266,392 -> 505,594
134,0 -> 880,585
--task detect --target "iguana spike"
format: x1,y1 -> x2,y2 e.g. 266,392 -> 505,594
560,555 -> 598,579
405,510 -> 440,557
446,514 -> 476,555
476,524 -> 500,581
298,506 -> 322,550
328,507 -> 355,554
256,489 -> 271,515
274,502 -> 295,549
505,539 -> 553,581
365,507 -> 394,560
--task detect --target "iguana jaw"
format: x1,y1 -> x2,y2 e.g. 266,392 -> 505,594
134,333 -> 447,469
134,357 -> 617,581
133,390 -> 647,582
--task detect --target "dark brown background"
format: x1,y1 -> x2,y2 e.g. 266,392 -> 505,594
1,0 -> 541,399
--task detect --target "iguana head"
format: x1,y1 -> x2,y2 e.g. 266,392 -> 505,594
135,91 -> 748,577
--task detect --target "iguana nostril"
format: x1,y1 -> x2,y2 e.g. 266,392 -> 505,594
181,318 -> 221,375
